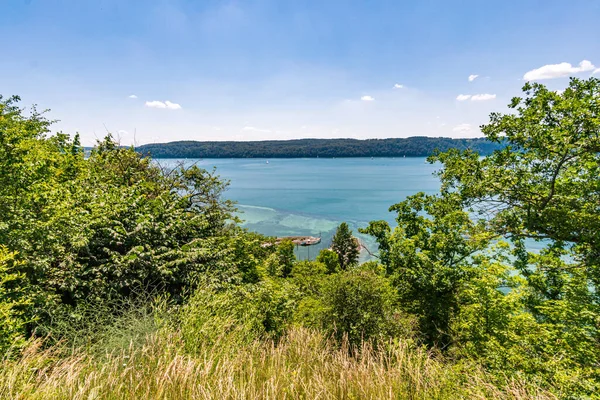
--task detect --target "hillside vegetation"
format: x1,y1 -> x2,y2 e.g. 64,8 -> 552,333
1,78 -> 599,399
136,136 -> 504,158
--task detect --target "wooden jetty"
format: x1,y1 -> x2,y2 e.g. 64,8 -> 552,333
275,236 -> 321,246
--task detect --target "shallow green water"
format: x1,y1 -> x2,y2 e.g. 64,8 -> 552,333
157,157 -> 439,260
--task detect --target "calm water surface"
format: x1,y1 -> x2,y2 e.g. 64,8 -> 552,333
158,157 -> 439,260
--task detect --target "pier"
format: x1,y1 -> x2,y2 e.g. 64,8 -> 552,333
275,236 -> 321,246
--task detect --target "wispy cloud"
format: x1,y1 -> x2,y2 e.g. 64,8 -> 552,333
523,60 -> 595,81
393,83 -> 404,89
452,123 -> 472,133
468,74 -> 479,82
361,95 -> 375,101
128,94 -> 138,99
593,68 -> 600,75
145,100 -> 182,110
457,94 -> 496,101
471,93 -> 496,101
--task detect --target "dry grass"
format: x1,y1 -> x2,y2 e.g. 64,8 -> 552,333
0,328 -> 555,400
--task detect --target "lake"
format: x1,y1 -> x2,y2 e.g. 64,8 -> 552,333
157,157 -> 440,260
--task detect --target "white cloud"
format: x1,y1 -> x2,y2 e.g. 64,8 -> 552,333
457,93 -> 496,101
128,94 -> 138,99
523,60 -> 596,81
468,74 -> 479,82
471,93 -> 496,101
165,101 -> 182,110
242,126 -> 272,133
393,84 -> 404,89
361,95 -> 375,101
145,101 -> 166,109
452,123 -> 472,133
578,60 -> 594,71
593,68 -> 600,75
117,129 -> 129,135
145,100 -> 182,110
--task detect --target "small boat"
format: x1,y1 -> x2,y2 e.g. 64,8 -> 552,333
266,160 -> 269,164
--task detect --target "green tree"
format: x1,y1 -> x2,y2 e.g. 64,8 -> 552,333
291,260 -> 327,296
316,249 -> 340,274
331,223 -> 359,270
320,269 -> 404,345
361,193 -> 493,348
432,77 -> 600,276
265,240 -> 296,278
277,240 -> 296,278
0,96 -> 271,334
428,77 -> 600,394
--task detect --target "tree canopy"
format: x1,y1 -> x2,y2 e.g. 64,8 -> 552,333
331,223 -> 360,270
0,95 -> 264,335
362,78 -> 600,393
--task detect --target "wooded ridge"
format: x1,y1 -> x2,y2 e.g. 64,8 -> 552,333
135,137 -> 504,158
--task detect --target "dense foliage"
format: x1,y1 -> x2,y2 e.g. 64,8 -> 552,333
136,136 -> 504,158
362,78 -> 600,395
0,94 -> 263,336
2,78 -> 599,399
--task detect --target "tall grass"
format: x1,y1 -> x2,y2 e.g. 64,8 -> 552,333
0,328 -> 553,399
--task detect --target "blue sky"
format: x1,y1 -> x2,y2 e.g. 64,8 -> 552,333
2,0 -> 599,145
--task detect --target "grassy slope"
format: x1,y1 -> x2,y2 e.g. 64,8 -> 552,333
1,328 -> 553,400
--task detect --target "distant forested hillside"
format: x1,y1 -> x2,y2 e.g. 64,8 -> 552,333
136,137 -> 504,158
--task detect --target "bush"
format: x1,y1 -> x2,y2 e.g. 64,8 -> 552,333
0,247 -> 31,353
264,240 -> 296,278
316,249 -> 340,274
181,278 -> 296,354
0,94 -> 268,334
290,260 -> 327,295
297,269 -> 412,346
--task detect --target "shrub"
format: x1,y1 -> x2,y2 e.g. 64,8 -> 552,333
296,269 -> 412,346
316,249 -> 340,274
0,247 -> 31,353
181,278 -> 296,354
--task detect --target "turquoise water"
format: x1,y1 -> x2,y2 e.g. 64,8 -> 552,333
157,157 -> 440,260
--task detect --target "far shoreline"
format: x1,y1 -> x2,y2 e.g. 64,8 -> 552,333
131,137 -> 504,159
